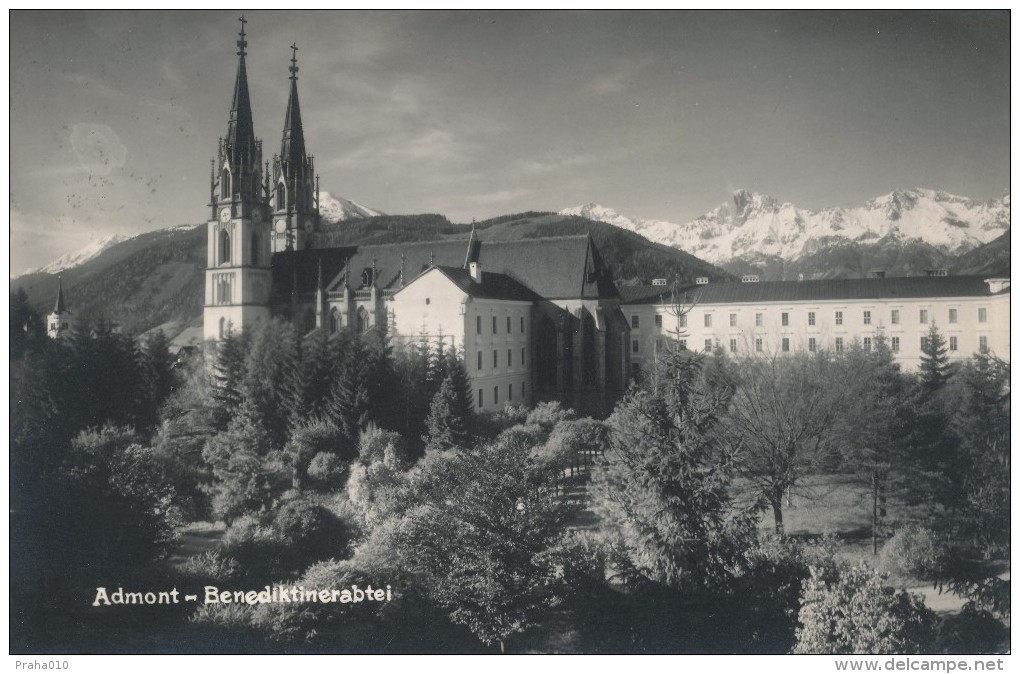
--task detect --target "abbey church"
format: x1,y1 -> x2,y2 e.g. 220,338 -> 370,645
202,19 -> 633,417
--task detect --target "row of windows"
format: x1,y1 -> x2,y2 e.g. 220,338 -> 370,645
477,348 -> 527,370
476,315 -> 527,335
477,381 -> 525,408
633,307 -> 990,330
636,334 -> 991,356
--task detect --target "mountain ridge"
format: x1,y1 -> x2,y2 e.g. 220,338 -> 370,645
561,188 -> 1010,268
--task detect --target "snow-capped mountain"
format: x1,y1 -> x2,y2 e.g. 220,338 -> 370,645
28,234 -> 127,276
561,189 -> 1010,265
318,191 -> 384,223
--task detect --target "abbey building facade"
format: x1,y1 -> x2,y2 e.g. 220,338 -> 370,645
202,19 -> 632,417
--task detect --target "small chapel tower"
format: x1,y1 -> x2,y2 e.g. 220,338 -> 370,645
47,276 -> 72,339
203,15 -> 273,342
270,43 -> 320,253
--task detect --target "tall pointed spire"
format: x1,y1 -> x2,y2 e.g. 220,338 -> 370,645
225,15 -> 256,171
464,220 -> 481,268
53,276 -> 67,314
271,41 -> 317,252
281,43 -> 306,171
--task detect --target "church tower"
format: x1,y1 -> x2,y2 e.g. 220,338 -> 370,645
270,43 -> 320,253
47,276 -> 72,339
204,16 -> 272,342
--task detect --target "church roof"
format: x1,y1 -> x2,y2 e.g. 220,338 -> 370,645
429,266 -> 539,302
271,246 -> 358,299
619,275 -> 1008,306
320,235 -> 618,300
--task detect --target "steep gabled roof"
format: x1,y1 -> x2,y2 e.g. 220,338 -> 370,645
620,275 -> 1008,306
430,266 -> 539,302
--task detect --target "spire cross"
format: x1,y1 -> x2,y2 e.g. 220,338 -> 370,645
289,43 -> 299,81
237,15 -> 248,56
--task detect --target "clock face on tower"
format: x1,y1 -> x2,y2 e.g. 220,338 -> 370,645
275,220 -> 287,233
219,208 -> 231,223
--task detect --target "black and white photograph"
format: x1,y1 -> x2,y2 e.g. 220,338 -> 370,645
9,9 -> 1011,660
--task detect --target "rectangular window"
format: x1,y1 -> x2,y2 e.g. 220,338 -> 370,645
755,337 -> 763,352
808,312 -> 816,326
781,312 -> 789,327
493,386 -> 498,406
782,337 -> 790,352
921,336 -> 929,351
655,338 -> 663,351
979,336 -> 988,353
704,339 -> 712,352
520,316 -> 525,333
492,316 -> 498,334
631,315 -> 640,329
521,347 -> 526,365
835,311 -> 843,326
654,314 -> 662,328
477,389 -> 483,408
631,362 -> 641,377
949,336 -> 958,351
704,313 -> 712,328
729,313 -> 737,327
808,338 -> 817,352
477,351 -> 483,370
508,383 -> 513,401
949,308 -> 958,324
493,350 -> 498,368
522,381 -> 526,399
729,338 -> 737,353
891,309 -> 900,325
978,308 -> 987,323
508,349 -> 512,367
864,337 -> 872,351
919,309 -> 928,324
863,311 -> 871,325
755,313 -> 763,327
835,337 -> 844,353
679,339 -> 688,351
891,336 -> 900,353
632,339 -> 640,353
507,316 -> 511,333
477,315 -> 482,334
679,314 -> 688,328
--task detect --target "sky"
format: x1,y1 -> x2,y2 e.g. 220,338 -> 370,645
9,10 -> 1011,274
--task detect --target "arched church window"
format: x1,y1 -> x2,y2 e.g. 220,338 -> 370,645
276,182 -> 286,211
304,309 -> 316,334
357,307 -> 369,333
220,168 -> 231,200
330,307 -> 340,334
219,229 -> 231,264
219,317 -> 227,339
250,231 -> 259,265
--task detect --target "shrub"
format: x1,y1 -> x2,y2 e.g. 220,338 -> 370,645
794,563 -> 939,654
358,427 -> 409,467
271,498 -> 354,566
307,452 -> 347,489
177,550 -> 241,584
879,525 -> 951,582
937,602 -> 1010,654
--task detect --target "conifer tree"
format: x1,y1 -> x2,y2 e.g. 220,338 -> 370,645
210,329 -> 247,427
423,358 -> 475,453
328,336 -> 373,445
918,322 -> 951,393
